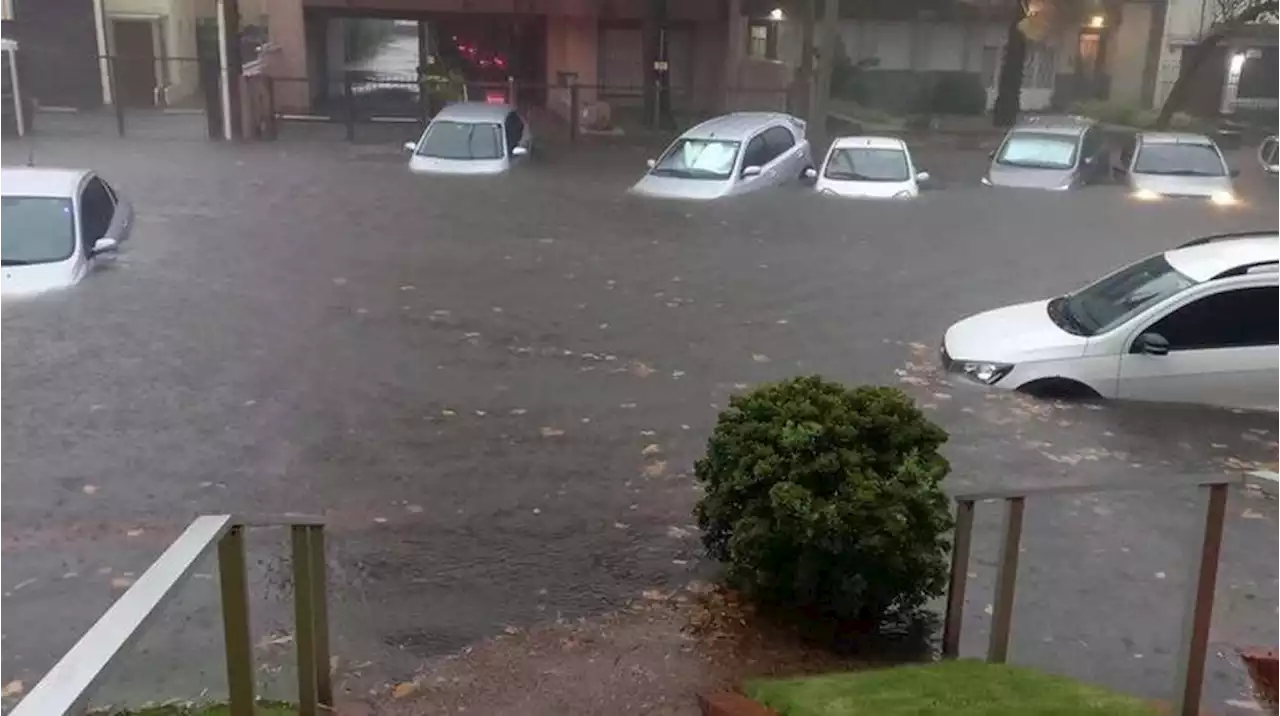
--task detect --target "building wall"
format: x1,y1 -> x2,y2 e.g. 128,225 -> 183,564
1106,1 -> 1155,106
11,0 -> 103,107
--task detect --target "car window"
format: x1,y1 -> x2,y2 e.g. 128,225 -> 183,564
1082,128 -> 1104,157
824,147 -> 909,182
417,121 -> 504,160
1143,286 -> 1278,350
1,196 -> 76,265
1119,135 -> 1136,166
741,134 -> 771,171
504,112 -> 524,155
1060,253 -> 1197,336
763,126 -> 795,158
651,138 -> 741,180
996,131 -> 1079,170
80,177 -> 115,244
1133,142 -> 1226,176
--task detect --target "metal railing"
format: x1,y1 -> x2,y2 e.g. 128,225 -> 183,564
940,473 -> 1275,716
11,515 -> 331,716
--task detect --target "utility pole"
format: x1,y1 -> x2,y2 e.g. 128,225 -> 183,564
811,0 -> 838,151
797,0 -> 815,122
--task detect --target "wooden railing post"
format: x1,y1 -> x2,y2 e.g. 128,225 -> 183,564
987,496 -> 1025,663
1173,482 -> 1229,716
942,499 -> 975,658
292,526 -> 319,716
218,526 -> 255,716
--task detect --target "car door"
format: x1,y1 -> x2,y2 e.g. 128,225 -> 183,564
762,125 -> 798,186
1116,283 -> 1279,410
731,131 -> 776,196
504,111 -> 528,162
1113,134 -> 1136,182
77,176 -> 116,274
1079,127 -> 1106,184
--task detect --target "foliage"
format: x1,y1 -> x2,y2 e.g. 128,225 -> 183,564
1068,100 -> 1212,132
693,377 -> 954,621
928,73 -> 988,116
746,660 -> 1162,716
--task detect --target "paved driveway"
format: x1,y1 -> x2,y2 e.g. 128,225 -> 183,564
1,137 -> 1275,711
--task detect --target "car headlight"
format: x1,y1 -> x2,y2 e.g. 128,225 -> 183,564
955,361 -> 1014,385
1133,189 -> 1161,201
893,190 -> 913,199
1210,191 -> 1237,206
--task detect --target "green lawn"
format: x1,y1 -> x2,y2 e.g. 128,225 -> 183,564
97,703 -> 293,716
746,660 -> 1161,716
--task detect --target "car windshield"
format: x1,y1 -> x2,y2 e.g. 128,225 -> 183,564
1057,254 -> 1196,336
417,120 -> 504,160
1133,142 -> 1226,176
651,139 -> 740,180
996,132 -> 1078,170
1,196 -> 76,266
824,147 -> 909,181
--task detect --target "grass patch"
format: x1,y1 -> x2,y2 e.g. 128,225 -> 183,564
93,702 -> 294,716
746,660 -> 1160,716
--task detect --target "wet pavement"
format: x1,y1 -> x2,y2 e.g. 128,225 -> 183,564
1,135 -> 1276,712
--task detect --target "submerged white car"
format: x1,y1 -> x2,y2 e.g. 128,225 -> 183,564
1116,132 -> 1238,205
404,102 -> 531,175
942,233 -> 1278,411
2,167 -> 132,297
630,112 -> 811,200
804,136 -> 928,199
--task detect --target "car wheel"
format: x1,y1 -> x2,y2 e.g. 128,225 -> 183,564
1016,377 -> 1101,400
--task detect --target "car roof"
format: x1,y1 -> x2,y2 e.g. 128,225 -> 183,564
683,112 -> 801,141
1138,131 -> 1216,146
0,167 -> 91,198
830,135 -> 907,150
1010,115 -> 1093,136
433,102 -> 513,123
1165,235 -> 1279,281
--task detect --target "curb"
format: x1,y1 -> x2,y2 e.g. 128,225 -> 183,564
698,692 -> 778,716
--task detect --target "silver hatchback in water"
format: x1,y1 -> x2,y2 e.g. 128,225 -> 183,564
404,102 -> 531,175
983,116 -> 1109,190
630,112 -> 812,200
1115,131 -> 1238,205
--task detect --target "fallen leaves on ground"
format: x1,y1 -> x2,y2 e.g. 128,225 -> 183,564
641,444 -> 662,456
82,485 -> 99,495
391,681 -> 419,699
540,427 -> 565,438
1,681 -> 23,698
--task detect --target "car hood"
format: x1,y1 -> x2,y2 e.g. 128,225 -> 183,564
814,179 -> 914,199
944,299 -> 1087,363
2,259 -> 81,298
629,174 -> 732,200
409,156 -> 508,175
1130,173 -> 1232,197
986,165 -> 1074,190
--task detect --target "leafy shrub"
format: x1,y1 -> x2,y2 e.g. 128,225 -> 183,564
928,73 -> 988,116
694,377 -> 954,622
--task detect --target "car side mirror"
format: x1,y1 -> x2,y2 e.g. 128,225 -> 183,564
742,165 -> 762,178
988,150 -> 996,159
1083,155 -> 1096,165
1229,167 -> 1240,177
90,237 -> 119,256
800,166 -> 817,184
1134,332 -> 1169,356
403,141 -> 417,153
646,158 -> 657,169
512,146 -> 529,157
915,170 -> 930,183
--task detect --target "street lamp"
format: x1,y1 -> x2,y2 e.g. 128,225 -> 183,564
1088,14 -> 1106,28
768,7 -> 786,21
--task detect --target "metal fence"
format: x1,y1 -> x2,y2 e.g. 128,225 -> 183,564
941,472 -> 1275,716
10,515 -> 331,716
254,73 -> 791,146
12,50 -> 221,140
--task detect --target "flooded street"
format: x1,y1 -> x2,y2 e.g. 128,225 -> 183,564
1,136 -> 1276,711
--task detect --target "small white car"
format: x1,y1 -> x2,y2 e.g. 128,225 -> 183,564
1116,132 -> 1238,205
630,112 -> 812,200
942,233 -> 1278,411
2,167 -> 132,297
404,102 -> 531,175
803,136 -> 928,199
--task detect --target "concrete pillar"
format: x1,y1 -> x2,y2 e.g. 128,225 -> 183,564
724,0 -> 746,110
266,0 -> 306,109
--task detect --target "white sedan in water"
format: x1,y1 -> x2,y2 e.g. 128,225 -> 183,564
941,233 -> 1278,411
403,102 -> 531,175
804,136 -> 929,199
2,167 -> 132,297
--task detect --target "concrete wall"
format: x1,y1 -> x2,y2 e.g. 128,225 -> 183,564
1106,1 -> 1155,105
104,0 -> 201,103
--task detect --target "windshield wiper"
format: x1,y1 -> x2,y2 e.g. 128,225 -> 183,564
1048,296 -> 1090,336
1138,168 -> 1219,176
1,259 -> 35,266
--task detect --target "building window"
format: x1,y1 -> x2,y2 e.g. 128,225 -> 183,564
747,22 -> 777,60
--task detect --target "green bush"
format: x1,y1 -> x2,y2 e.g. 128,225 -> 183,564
693,377 -> 954,622
928,73 -> 988,116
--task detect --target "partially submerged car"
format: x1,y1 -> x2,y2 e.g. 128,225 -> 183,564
1116,131 -> 1238,205
1258,135 -> 1277,175
404,102 -> 531,175
982,115 -> 1109,190
630,112 -> 811,200
2,167 -> 132,297
804,135 -> 928,199
941,232 -> 1278,411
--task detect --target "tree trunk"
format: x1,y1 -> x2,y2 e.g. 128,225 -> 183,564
1153,30 -> 1225,128
812,0 -> 838,149
992,3 -> 1028,128
797,0 -> 815,123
